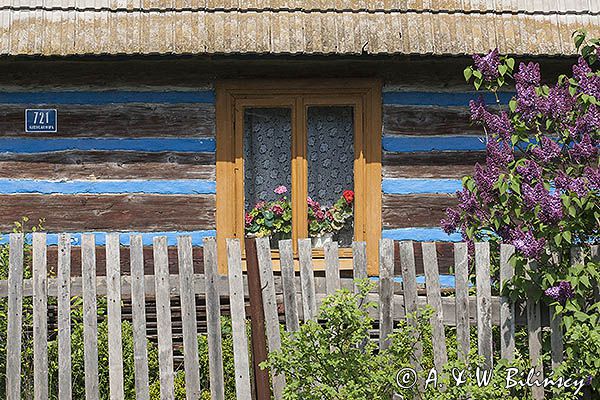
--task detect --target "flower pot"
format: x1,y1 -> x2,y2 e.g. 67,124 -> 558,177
311,233 -> 333,249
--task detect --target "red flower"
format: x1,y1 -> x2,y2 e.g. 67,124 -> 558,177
342,190 -> 354,204
271,204 -> 284,216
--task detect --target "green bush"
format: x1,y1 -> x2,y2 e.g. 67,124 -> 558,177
264,280 -> 534,400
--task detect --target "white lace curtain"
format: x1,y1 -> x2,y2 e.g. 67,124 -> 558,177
243,106 -> 354,244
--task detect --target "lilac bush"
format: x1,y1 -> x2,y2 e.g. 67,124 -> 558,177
441,31 -> 600,393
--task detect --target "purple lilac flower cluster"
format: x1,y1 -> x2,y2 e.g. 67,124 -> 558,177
544,281 -> 574,305
510,228 -> 546,259
521,183 -> 563,224
442,48 -> 599,264
570,133 -> 598,162
531,136 -> 561,163
516,160 -> 542,181
469,99 -> 514,139
472,49 -> 500,81
555,171 -> 592,197
573,57 -> 600,99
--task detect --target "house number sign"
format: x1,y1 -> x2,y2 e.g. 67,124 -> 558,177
25,109 -> 57,132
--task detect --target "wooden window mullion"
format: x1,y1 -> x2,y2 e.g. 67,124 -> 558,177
291,97 -> 308,252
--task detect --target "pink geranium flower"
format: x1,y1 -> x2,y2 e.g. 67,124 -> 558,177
274,185 -> 288,195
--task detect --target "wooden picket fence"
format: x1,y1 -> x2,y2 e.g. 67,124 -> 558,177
0,233 -> 594,399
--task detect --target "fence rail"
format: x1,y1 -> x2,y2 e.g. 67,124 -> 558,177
0,233 -> 596,399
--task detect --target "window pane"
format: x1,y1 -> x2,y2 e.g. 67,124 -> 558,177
243,108 -> 292,242
307,106 -> 354,246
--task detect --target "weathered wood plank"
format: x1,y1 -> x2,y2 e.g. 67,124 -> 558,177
82,234 -> 100,400
6,233 -> 24,400
394,242 -> 456,276
399,241 -> 423,362
475,242 -> 493,368
383,105 -> 478,136
279,239 -> 300,332
0,152 -> 215,180
48,246 -> 206,277
352,241 -> 367,292
177,235 -> 201,400
57,233 -> 72,400
226,239 -> 252,400
153,236 -> 175,400
33,233 -> 49,400
298,238 -> 317,320
399,241 -> 418,316
527,262 -> 544,400
256,237 -> 285,399
382,151 -> 485,179
106,233 -> 125,400
0,194 -> 215,231
454,242 -> 470,361
500,244 -> 516,361
0,103 -> 215,137
422,242 -> 448,371
129,234 -> 150,400
549,307 -> 563,370
203,237 -> 225,400
324,241 -> 340,295
379,239 -> 395,350
382,194 -> 457,228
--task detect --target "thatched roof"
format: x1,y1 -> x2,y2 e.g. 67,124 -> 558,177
1,1 -> 599,56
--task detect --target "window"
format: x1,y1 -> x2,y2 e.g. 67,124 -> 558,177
216,80 -> 382,274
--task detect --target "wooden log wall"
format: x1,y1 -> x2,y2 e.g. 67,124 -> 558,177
0,88 -> 217,246
380,89 -> 508,252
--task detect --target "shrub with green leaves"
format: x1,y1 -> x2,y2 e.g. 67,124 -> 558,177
441,31 -> 599,395
264,281 -> 534,400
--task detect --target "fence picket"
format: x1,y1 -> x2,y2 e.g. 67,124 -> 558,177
352,241 -> 367,293
279,239 -> 300,332
57,233 -> 72,400
226,239 -> 253,400
379,239 -> 395,350
177,236 -> 202,399
422,242 -> 448,371
527,297 -> 544,399
33,233 -> 49,400
106,233 -> 125,400
298,238 -> 317,320
454,242 -> 470,362
548,249 -> 577,370
153,236 -> 175,400
324,241 -> 340,294
256,237 -> 285,399
399,241 -> 422,362
475,242 -> 493,369
82,234 -> 99,400
527,261 -> 544,400
500,244 -> 516,361
203,237 -> 225,400
6,233 -> 24,400
129,234 -> 150,400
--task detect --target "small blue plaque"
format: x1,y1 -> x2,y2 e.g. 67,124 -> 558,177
25,109 -> 57,132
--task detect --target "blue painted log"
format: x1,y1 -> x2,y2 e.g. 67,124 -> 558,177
0,230 -> 216,246
382,135 -> 486,153
382,91 -> 514,106
382,179 -> 462,194
381,228 -> 462,242
0,179 -> 216,195
0,138 -> 216,153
